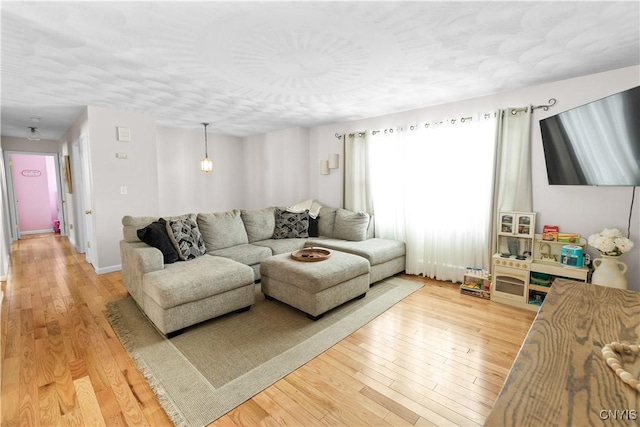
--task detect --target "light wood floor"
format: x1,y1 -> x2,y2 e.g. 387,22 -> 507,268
1,234 -> 535,426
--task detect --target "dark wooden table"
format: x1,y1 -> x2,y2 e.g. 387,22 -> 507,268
484,279 -> 640,427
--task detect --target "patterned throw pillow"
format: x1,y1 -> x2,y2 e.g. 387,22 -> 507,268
166,216 -> 207,260
273,208 -> 309,239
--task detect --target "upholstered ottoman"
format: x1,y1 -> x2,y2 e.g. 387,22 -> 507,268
260,250 -> 370,320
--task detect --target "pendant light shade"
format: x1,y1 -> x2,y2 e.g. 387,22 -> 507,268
201,157 -> 213,173
27,126 -> 41,141
200,123 -> 213,173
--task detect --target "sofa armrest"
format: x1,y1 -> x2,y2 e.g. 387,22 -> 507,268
120,240 -> 164,308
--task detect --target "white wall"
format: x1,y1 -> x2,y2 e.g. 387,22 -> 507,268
86,106 -> 160,272
156,126 -> 244,214
0,136 -> 61,153
309,66 -> 640,291
242,127 -> 311,209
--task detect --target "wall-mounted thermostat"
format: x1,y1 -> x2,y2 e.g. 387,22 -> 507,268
117,126 -> 131,142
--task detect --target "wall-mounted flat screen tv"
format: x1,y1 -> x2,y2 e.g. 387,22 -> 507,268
539,85 -> 640,186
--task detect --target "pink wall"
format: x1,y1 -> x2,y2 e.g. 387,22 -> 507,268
46,156 -> 58,223
11,154 -> 59,232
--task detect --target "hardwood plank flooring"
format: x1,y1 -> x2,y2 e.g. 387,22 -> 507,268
1,234 -> 535,426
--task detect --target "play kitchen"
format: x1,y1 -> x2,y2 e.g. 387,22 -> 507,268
491,211 -> 589,311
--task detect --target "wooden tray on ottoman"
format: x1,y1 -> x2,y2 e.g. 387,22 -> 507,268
291,248 -> 331,262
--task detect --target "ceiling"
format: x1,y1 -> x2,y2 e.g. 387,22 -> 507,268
2,1 -> 639,141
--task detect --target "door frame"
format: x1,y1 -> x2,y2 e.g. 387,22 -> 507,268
75,134 -> 96,266
2,150 -> 67,242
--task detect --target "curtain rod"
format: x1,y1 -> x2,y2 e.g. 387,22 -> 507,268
334,98 -> 558,139
511,98 -> 558,114
533,98 -> 557,111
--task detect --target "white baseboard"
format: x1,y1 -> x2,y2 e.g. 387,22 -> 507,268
95,264 -> 122,274
21,229 -> 54,235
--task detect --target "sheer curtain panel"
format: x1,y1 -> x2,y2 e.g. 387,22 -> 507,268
343,132 -> 373,213
492,108 -> 533,212
369,115 -> 497,283
490,108 -> 533,256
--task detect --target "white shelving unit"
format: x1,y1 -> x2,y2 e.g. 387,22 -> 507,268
460,271 -> 491,300
528,234 -> 588,307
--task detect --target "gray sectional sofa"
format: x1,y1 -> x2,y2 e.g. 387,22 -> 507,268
120,206 -> 405,336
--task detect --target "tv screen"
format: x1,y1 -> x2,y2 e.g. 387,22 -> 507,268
539,85 -> 640,186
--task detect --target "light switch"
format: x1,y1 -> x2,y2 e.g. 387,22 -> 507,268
120,186 -> 128,195
115,152 -> 128,159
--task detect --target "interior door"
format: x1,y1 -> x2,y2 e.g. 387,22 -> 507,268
78,135 -> 96,266
3,154 -> 20,240
54,154 -> 67,236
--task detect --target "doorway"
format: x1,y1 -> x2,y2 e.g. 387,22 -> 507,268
4,152 -> 66,240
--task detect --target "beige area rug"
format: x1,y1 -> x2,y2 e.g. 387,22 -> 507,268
106,276 -> 422,427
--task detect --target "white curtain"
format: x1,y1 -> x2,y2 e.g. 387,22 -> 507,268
368,115 -> 498,282
493,108 -> 533,212
490,108 -> 533,256
343,132 -> 373,213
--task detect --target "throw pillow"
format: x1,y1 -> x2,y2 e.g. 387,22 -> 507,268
273,208 -> 309,239
308,216 -> 320,237
166,215 -> 207,260
333,209 -> 370,241
136,218 -> 180,264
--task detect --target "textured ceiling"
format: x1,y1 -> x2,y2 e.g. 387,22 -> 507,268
2,1 -> 639,140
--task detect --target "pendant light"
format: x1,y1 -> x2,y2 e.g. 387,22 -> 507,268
27,126 -> 41,141
200,122 -> 213,173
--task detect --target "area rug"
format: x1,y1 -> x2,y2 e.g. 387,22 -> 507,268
106,276 -> 422,427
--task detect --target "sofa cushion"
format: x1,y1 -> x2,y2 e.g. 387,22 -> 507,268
136,218 -> 180,264
208,244 -> 272,266
197,209 -> 249,251
143,255 -> 254,309
252,238 -> 308,255
273,208 -> 309,239
318,207 -> 336,238
241,207 -> 276,243
305,238 -> 406,266
166,215 -> 207,261
333,209 -> 370,241
122,213 -> 194,243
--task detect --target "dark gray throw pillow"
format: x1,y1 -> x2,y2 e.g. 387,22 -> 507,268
166,216 -> 207,260
308,216 -> 319,237
137,218 -> 180,264
273,208 -> 309,239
